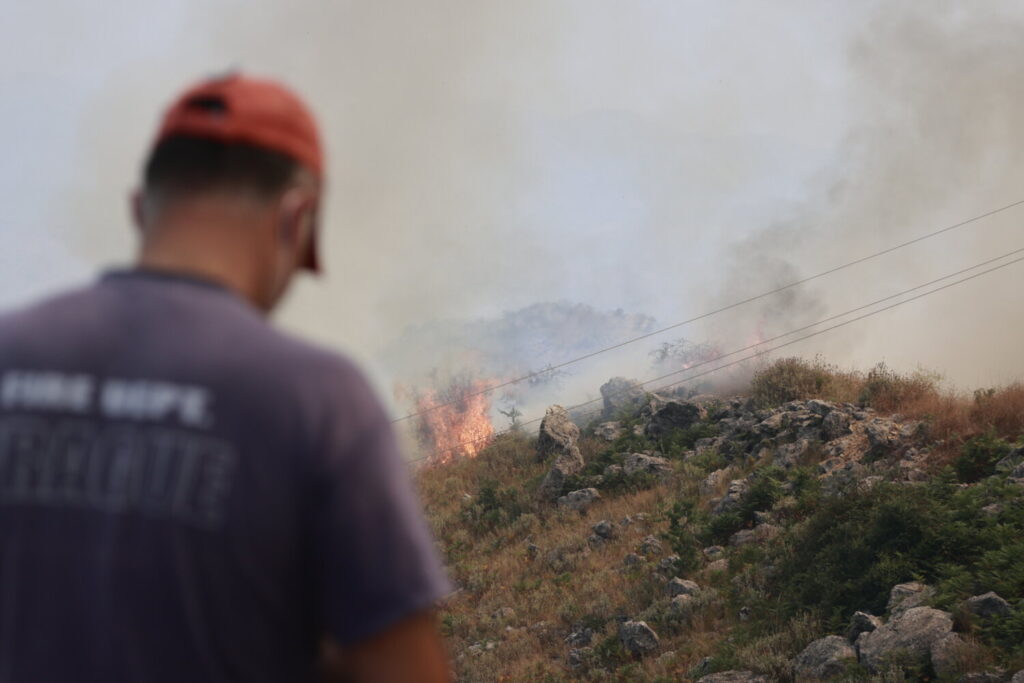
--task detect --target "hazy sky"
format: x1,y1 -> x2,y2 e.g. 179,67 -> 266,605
3,1 -> 1024,398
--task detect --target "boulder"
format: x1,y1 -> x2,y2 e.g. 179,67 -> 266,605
696,672 -> 768,683
729,524 -> 779,547
537,406 -> 585,498
822,410 -> 852,441
670,594 -> 695,615
592,519 -> 616,540
666,577 -> 701,597
565,627 -> 594,647
557,488 -> 600,511
958,674 -> 1009,683
700,469 -> 729,496
1010,671 -> 1024,683
887,581 -> 934,616
536,405 -> 580,461
930,632 -> 967,680
729,529 -> 758,547
600,377 -> 647,418
623,553 -> 643,567
865,418 -> 903,458
712,479 -> 749,515
792,635 -> 857,680
857,606 -> 953,674
705,559 -> 728,575
639,535 -> 663,556
656,555 -> 681,575
846,611 -> 882,642
538,454 -> 585,498
703,545 -> 725,560
623,452 -> 673,478
775,439 -> 815,469
645,400 -> 705,438
594,421 -> 624,442
618,620 -> 659,655
966,592 -> 1012,620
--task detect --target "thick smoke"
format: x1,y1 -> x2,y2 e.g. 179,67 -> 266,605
26,1 -> 1024,428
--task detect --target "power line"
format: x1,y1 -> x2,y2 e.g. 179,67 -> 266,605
406,246 -> 1024,465
391,197 -> 1024,425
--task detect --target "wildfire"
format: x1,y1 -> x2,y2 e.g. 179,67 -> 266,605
406,377 -> 496,464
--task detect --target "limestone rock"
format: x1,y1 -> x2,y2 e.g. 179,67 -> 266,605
618,620 -> 659,655
792,635 -> 857,680
557,488 -> 600,511
600,377 -> 647,418
639,535 -> 663,556
958,674 -> 1009,683
713,479 -> 749,515
536,405 -> 580,461
646,400 -> 706,438
623,553 -> 643,567
887,581 -> 934,616
592,519 -> 616,540
666,577 -> 700,597
930,632 -> 967,680
700,469 -> 729,497
595,421 -> 624,441
696,671 -> 769,683
846,611 -> 882,642
822,410 -> 852,441
623,452 -> 673,478
565,627 -> 594,647
857,606 -> 953,674
703,545 -> 725,560
537,406 -> 585,498
966,592 -> 1012,620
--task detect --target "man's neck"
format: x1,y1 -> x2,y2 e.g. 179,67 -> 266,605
137,205 -> 272,312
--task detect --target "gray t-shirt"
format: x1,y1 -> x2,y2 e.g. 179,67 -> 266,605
0,269 -> 450,682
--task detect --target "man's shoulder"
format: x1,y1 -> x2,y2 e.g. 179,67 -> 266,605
0,281 -> 103,340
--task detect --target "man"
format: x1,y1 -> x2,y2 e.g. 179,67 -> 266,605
0,74 -> 452,682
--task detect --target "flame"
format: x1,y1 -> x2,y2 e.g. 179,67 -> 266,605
408,377 -> 495,464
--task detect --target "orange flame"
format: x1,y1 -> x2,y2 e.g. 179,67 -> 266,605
410,378 -> 495,464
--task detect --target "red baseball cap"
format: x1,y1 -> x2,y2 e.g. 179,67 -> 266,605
153,73 -> 324,272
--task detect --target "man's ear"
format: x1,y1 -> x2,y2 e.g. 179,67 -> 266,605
277,187 -> 317,258
130,188 -> 145,232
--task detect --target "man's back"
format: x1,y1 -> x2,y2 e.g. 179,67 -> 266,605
0,270 -> 449,682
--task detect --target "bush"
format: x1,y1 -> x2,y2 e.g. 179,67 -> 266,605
749,357 -> 839,407
955,431 -> 1012,483
461,480 -> 527,533
656,421 -> 721,454
858,362 -> 940,411
764,474 -> 1024,635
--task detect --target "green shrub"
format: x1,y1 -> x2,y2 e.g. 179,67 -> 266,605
461,480 -> 526,533
656,421 -> 721,454
763,473 -> 1024,638
664,500 -> 701,574
955,431 -> 1012,483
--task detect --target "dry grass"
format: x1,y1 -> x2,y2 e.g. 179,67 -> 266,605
414,358 -> 1024,681
750,357 -> 1024,460
417,438 -> 745,681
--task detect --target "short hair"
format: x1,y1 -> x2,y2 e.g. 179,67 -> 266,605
143,135 -> 301,201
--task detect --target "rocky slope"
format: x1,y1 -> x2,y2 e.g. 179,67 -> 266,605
416,363 -> 1024,681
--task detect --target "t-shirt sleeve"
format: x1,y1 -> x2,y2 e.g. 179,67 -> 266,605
309,366 -> 453,646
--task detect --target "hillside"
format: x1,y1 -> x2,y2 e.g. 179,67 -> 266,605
415,358 -> 1024,682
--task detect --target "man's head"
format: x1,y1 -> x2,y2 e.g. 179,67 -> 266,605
134,74 -> 324,312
